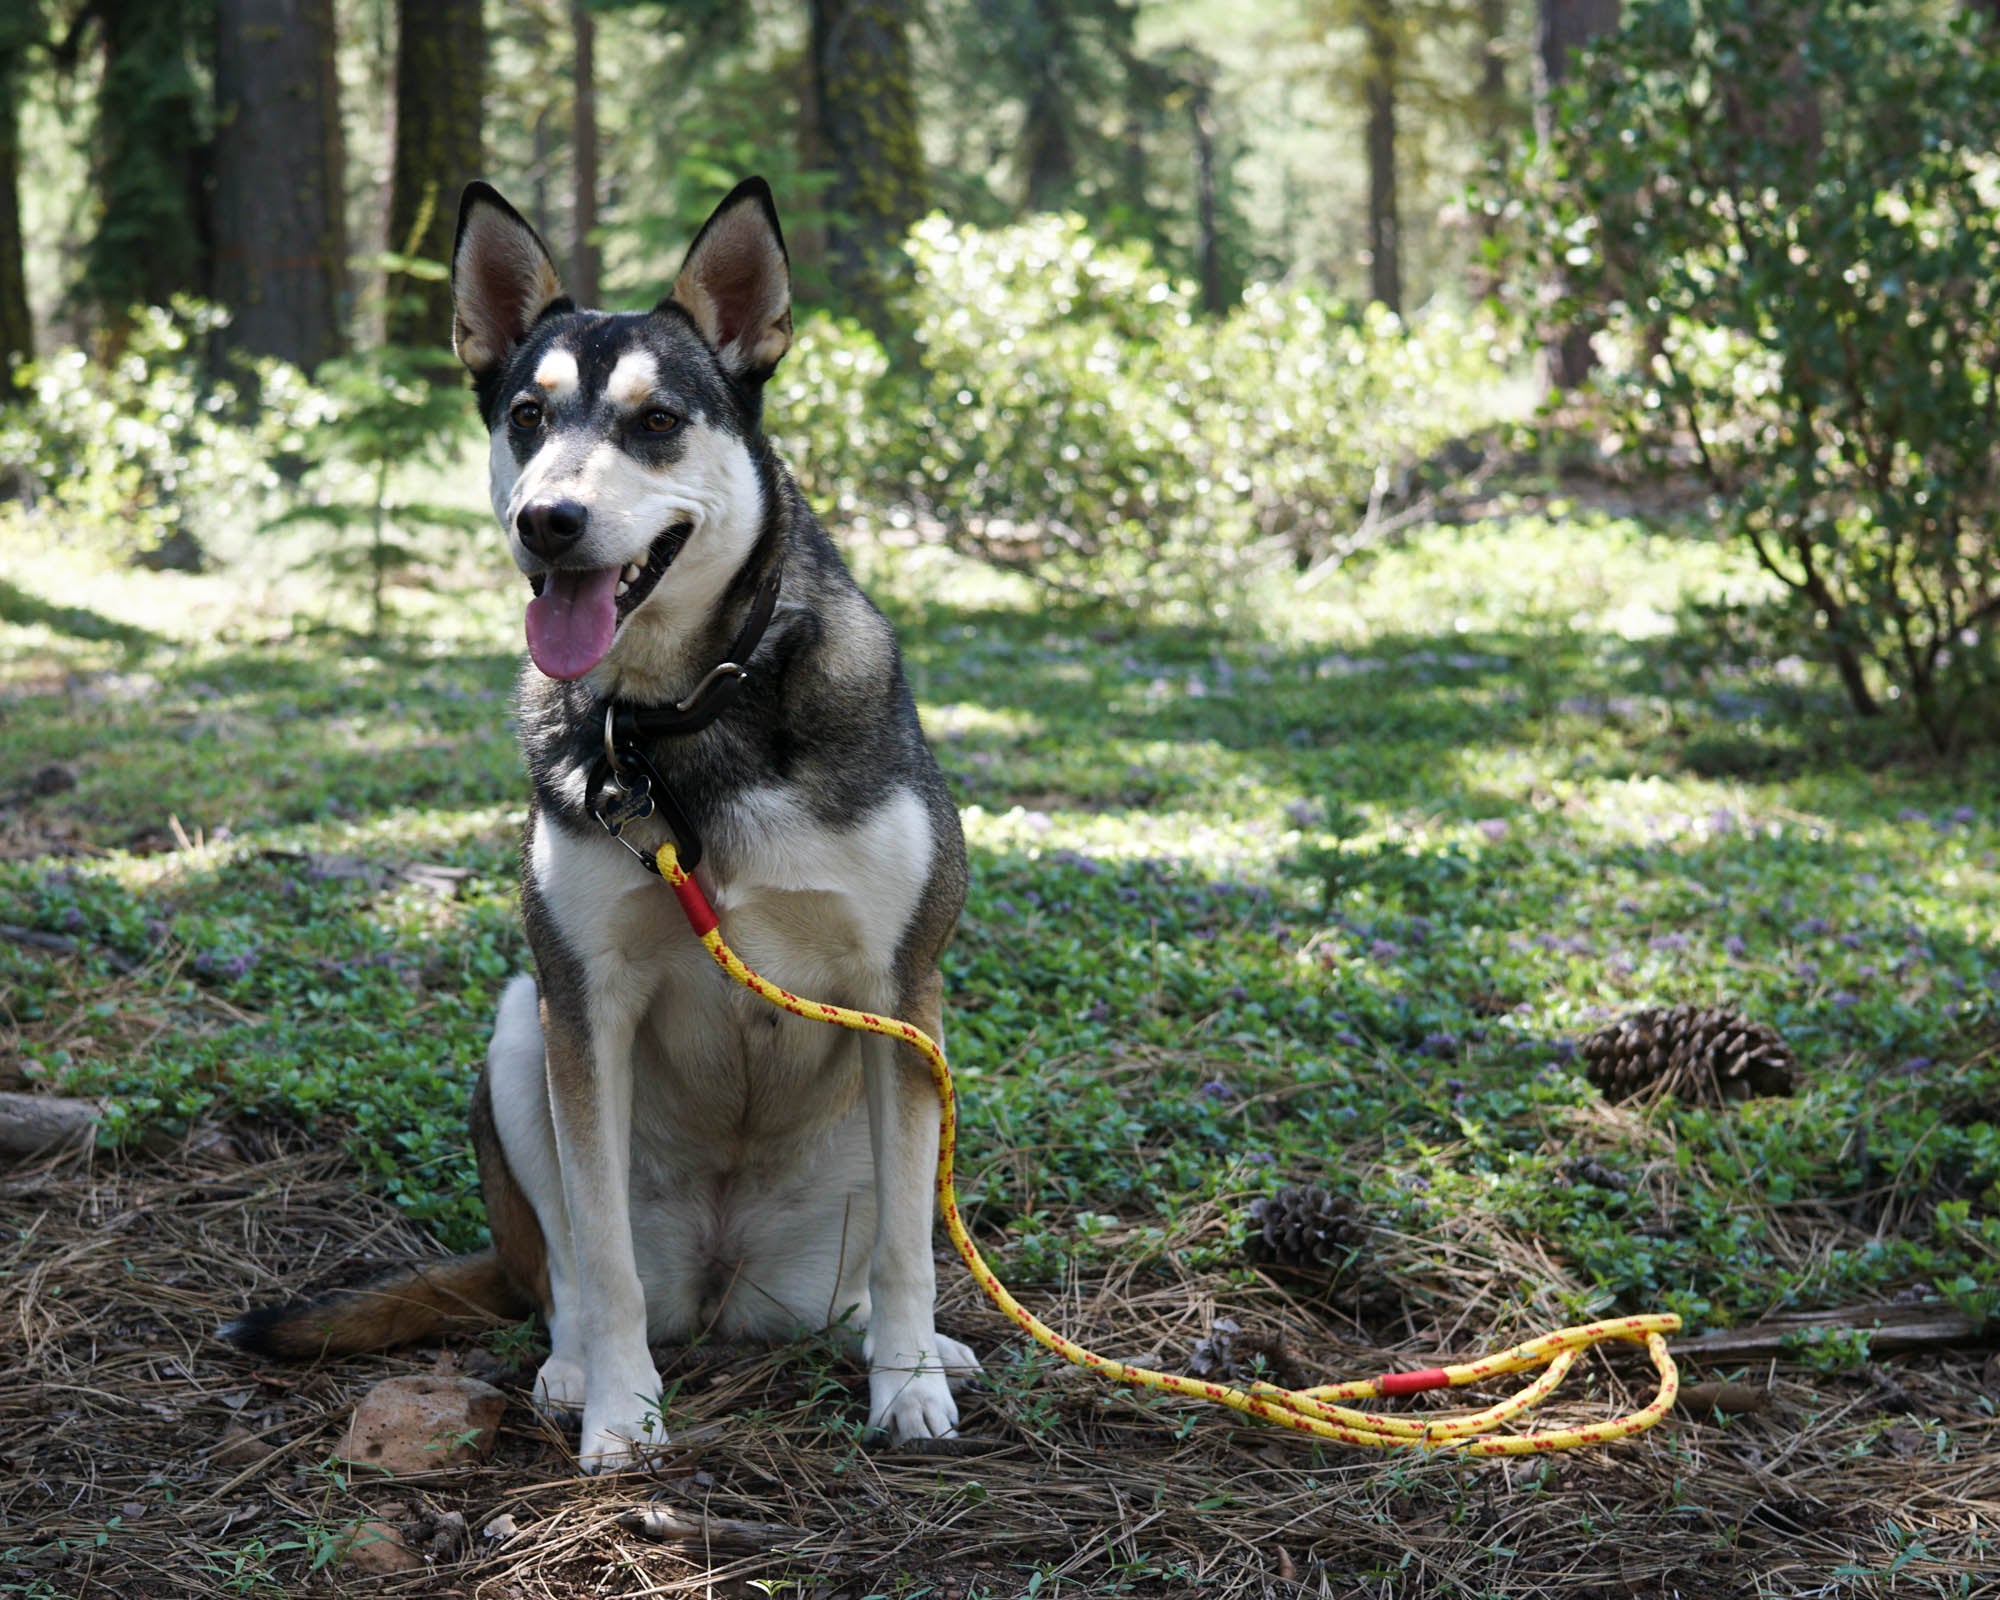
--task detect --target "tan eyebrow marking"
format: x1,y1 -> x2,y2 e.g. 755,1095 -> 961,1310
533,348 -> 580,398
606,350 -> 659,410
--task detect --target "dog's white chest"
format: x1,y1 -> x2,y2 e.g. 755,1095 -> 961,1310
528,784 -> 933,1148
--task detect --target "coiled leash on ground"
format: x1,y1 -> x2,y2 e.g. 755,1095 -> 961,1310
652,838 -> 1681,1453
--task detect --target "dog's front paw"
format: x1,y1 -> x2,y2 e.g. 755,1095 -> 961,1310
865,1342 -> 961,1442
576,1375 -> 670,1473
532,1356 -> 587,1421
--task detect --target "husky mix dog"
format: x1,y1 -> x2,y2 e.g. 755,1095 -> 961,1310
225,179 -> 979,1469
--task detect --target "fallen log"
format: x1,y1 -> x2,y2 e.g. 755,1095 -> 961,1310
0,1090 -> 103,1157
1670,1301 -> 1988,1363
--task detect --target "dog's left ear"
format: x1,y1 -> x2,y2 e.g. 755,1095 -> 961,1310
666,177 -> 793,384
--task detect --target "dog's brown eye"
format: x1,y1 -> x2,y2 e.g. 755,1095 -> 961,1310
509,400 -> 543,431
641,409 -> 682,434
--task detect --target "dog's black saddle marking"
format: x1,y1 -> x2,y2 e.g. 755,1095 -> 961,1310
588,562 -> 783,873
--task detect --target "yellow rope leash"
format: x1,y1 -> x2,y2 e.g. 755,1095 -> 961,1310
654,840 -> 1681,1454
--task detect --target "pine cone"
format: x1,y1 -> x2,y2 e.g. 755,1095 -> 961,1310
1185,1318 -> 1310,1391
1580,1004 -> 1796,1105
1244,1185 -> 1366,1272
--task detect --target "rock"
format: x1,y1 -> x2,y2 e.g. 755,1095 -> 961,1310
338,1376 -> 507,1475
338,1519 -> 421,1574
212,1422 -> 275,1468
481,1512 -> 518,1542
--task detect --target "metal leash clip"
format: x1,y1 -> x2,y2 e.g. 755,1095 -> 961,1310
589,705 -> 704,873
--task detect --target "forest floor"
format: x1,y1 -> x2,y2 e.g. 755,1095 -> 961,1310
3,486 -> 2000,1598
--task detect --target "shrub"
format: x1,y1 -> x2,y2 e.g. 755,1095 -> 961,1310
1535,0 -> 2000,750
0,301 -> 317,564
773,215 -> 1503,616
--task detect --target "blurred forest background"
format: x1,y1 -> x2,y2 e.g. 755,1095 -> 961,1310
5,0 -> 1999,751
2,0 -> 1997,749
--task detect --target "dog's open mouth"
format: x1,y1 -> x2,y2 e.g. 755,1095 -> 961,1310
524,521 -> 693,681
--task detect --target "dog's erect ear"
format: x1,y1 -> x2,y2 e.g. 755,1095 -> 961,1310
666,177 -> 793,384
452,183 -> 566,378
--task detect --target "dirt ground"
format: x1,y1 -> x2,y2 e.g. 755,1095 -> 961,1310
5,1130 -> 1999,1600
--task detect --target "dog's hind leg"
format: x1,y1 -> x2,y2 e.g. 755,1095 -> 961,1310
480,973 -> 588,1418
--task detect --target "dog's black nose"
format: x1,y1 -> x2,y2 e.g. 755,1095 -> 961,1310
517,499 -> 588,559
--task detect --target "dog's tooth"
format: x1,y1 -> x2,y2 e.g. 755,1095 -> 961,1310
622,563 -> 642,583
616,580 -> 631,598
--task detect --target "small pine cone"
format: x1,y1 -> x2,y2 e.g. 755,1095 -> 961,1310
1186,1318 -> 1310,1390
1580,1004 -> 1796,1105
1244,1184 -> 1367,1272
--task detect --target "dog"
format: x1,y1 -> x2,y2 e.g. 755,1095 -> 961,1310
224,178 -> 979,1470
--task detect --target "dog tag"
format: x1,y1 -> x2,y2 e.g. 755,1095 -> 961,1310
594,772 -> 655,835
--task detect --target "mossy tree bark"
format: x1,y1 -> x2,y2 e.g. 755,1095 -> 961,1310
809,0 -> 925,338
212,0 -> 346,369
0,41 -> 33,389
568,0 -> 597,307
387,0 -> 485,350
80,0 -> 210,326
1360,0 -> 1399,314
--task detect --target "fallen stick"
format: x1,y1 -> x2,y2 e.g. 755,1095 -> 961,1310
1669,1301 -> 1987,1362
621,1504 -> 808,1553
0,922 -> 140,974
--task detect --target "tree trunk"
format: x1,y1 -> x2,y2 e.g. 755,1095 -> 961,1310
84,0 -> 209,324
1188,71 -> 1224,315
569,0 -> 599,307
211,0 -> 346,369
809,0 -> 925,337
1020,0 -> 1076,212
387,0 -> 484,350
1472,0 -> 1508,294
1535,0 -> 1619,389
0,47 -> 31,389
1361,0 -> 1400,315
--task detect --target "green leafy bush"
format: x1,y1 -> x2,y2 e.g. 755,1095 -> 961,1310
774,215 -> 1504,616
1534,0 -> 2000,749
0,301 -> 318,563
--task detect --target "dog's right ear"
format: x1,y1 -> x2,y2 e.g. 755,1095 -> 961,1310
451,183 -> 567,379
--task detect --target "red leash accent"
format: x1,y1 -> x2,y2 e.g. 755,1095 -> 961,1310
672,873 -> 719,936
1377,1367 -> 1453,1397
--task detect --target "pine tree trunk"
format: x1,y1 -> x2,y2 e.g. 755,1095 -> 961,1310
85,0 -> 209,323
1361,0 -> 1400,315
387,0 -> 484,350
809,0 -> 925,336
1536,0 -> 1619,390
0,49 -> 32,389
1021,0 -> 1076,212
569,0 -> 599,307
1189,72 -> 1224,315
1472,0 -> 1508,294
211,0 -> 346,369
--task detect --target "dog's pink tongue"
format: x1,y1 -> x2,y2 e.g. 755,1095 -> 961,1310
526,568 -> 620,680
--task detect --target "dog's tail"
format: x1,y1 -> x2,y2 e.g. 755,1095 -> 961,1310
219,1249 -> 529,1360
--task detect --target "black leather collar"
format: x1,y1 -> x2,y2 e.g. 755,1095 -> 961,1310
603,560 -> 783,746
585,560 -> 783,873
